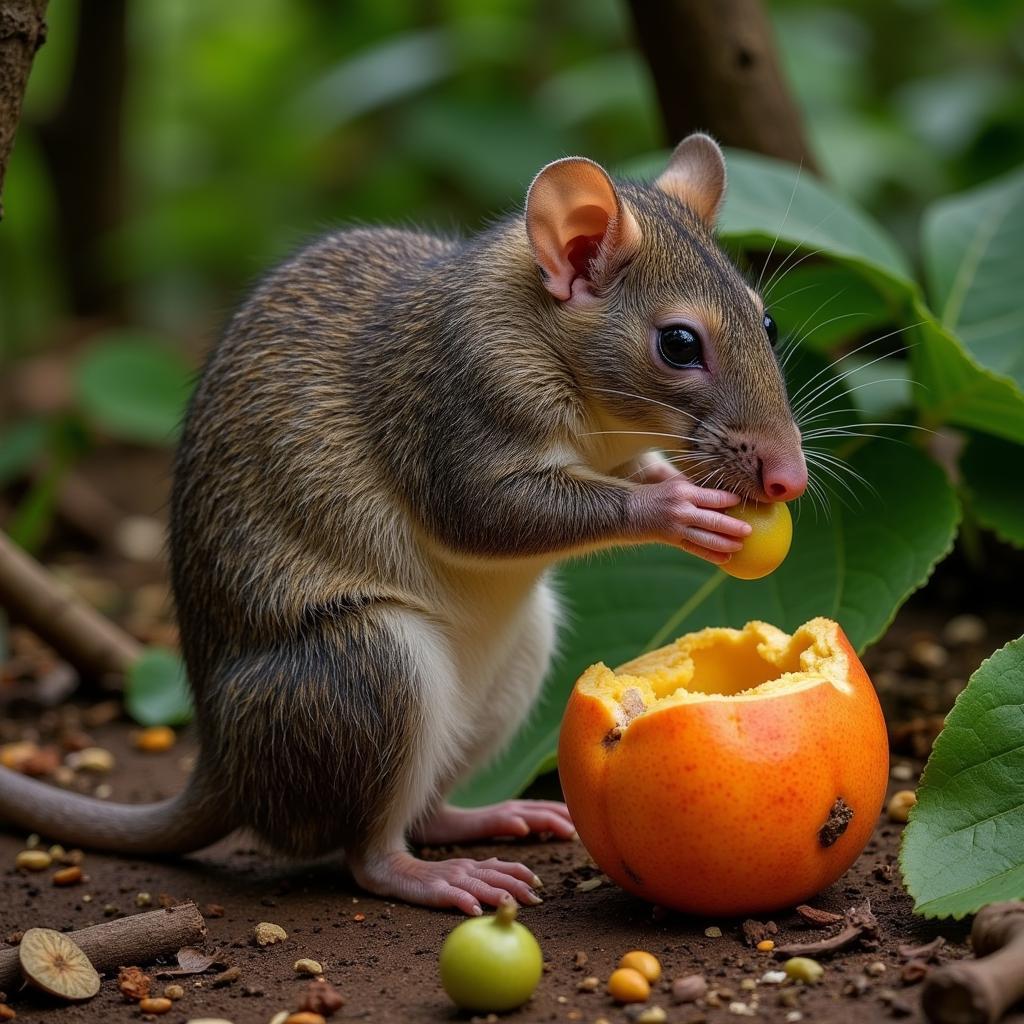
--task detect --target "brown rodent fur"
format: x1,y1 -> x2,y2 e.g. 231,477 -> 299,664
0,135 -> 806,914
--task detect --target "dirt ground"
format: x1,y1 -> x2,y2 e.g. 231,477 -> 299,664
2,600 -> 1021,1024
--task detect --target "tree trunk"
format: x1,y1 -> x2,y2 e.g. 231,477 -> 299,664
0,0 -> 47,220
37,0 -> 127,317
626,0 -> 819,173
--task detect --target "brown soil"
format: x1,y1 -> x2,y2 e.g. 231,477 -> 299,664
0,727 -> 968,1024
1,602 -> 1006,1024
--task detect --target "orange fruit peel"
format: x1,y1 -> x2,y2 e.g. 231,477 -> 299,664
558,617 -> 888,915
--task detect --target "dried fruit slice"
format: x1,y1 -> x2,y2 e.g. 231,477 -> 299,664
19,927 -> 101,1000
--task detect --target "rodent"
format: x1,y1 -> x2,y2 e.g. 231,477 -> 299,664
0,134 -> 806,914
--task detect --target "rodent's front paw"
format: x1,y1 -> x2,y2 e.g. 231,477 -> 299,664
630,477 -> 752,564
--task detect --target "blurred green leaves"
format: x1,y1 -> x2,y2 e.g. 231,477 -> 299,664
126,648 -> 194,727
74,332 -> 194,445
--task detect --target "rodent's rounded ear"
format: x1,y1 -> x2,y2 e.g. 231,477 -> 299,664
656,133 -> 727,226
525,157 -> 641,303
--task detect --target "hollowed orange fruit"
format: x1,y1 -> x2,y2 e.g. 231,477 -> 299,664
558,617 -> 888,915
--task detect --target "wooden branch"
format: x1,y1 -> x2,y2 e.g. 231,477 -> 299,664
0,528 -> 142,679
0,0 -> 47,220
0,902 -> 207,992
626,0 -> 819,172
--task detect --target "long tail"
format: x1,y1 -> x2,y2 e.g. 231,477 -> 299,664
0,766 -> 234,854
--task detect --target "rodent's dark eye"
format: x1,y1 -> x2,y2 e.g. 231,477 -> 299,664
657,325 -> 705,370
763,312 -> 778,347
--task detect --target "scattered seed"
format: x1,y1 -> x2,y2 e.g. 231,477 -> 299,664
739,978 -> 757,991
163,984 -> 185,1000
138,998 -> 173,1015
0,1004 -> 14,1020
887,790 -> 917,823
18,928 -> 100,1001
135,726 -> 176,753
298,979 -> 345,1016
268,1014 -> 290,1024
294,959 -> 323,976
728,1003 -> 756,1017
26,834 -> 40,848
608,967 -> 650,1003
784,957 -> 824,984
67,747 -> 114,773
631,1007 -> 666,1023
795,904 -> 844,926
671,975 -> 707,1003
944,614 -> 985,647
94,783 -> 112,799
704,926 -> 722,938
53,866 -> 83,886
618,950 -> 661,982
211,966 -> 241,987
890,763 -> 914,781
757,939 -> 775,952
352,913 -> 365,922
572,950 -> 588,969
761,971 -> 787,985
136,892 -> 153,907
575,877 -> 603,892
253,922 -> 287,946
16,849 -> 52,871
285,1014 -> 327,1024
577,976 -> 599,992
48,845 -> 65,860
785,1013 -> 803,1023
118,965 -> 151,1001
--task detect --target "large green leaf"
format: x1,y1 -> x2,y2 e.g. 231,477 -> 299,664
626,147 -> 1024,443
923,165 -> 1024,393
960,433 -> 1024,548
75,332 -> 195,445
455,439 -> 959,806
901,637 -> 1024,918
719,149 -> 911,283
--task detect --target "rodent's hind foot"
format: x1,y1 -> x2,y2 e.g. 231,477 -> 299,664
350,850 -> 543,916
412,799 -> 576,845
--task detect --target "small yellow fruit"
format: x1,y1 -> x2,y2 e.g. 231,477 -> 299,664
784,957 -> 825,984
607,966 -> 650,1003
618,950 -> 661,982
723,501 -> 793,580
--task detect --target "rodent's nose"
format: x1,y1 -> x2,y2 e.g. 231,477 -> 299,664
760,455 -> 807,502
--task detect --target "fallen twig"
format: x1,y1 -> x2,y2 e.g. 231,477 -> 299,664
775,901 -> 878,959
0,901 -> 206,991
0,528 -> 142,680
922,901 -> 1024,1024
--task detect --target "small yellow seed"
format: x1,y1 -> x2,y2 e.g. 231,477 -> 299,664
618,950 -> 662,982
68,747 -> 114,773
138,997 -> 173,1014
15,849 -> 52,871
293,958 -> 323,976
608,967 -> 650,1003
784,957 -> 825,984
887,790 -> 917,823
285,1013 -> 327,1024
253,921 -> 287,946
757,939 -> 775,952
52,866 -> 83,886
634,1008 -> 667,1024
163,984 -> 185,999
135,726 -> 176,753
